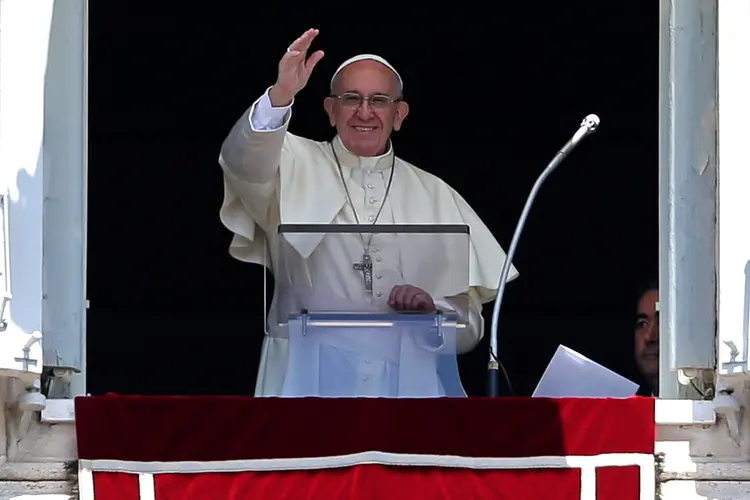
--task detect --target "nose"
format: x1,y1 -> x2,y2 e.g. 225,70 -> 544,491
645,321 -> 659,343
356,101 -> 374,119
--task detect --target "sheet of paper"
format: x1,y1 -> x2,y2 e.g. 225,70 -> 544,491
532,345 -> 639,398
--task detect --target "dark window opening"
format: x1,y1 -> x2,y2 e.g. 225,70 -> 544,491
86,3 -> 658,397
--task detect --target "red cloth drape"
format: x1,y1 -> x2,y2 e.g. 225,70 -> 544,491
76,396 -> 655,500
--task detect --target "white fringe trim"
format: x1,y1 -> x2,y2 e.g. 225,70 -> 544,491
78,467 -> 94,500
79,452 -> 655,500
138,473 -> 155,500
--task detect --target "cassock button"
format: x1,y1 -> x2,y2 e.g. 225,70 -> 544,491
368,215 -> 375,222
361,375 -> 370,382
364,359 -> 371,364
376,274 -> 382,279
367,183 -> 374,189
369,197 -> 378,204
376,292 -> 383,297
376,256 -> 382,262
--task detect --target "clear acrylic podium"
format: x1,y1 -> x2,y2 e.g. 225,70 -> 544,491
273,224 -> 471,398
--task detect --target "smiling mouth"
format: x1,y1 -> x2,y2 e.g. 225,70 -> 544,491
353,126 -> 376,132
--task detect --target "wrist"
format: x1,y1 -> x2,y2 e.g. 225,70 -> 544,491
269,85 -> 294,108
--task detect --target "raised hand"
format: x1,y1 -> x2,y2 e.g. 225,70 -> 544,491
269,29 -> 325,107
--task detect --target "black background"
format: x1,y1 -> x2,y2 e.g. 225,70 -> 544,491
86,2 -> 658,396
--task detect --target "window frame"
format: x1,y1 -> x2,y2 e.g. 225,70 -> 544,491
39,0 -> 723,426
657,0 -> 718,400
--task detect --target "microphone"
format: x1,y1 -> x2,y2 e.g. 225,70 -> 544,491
487,114 -> 601,397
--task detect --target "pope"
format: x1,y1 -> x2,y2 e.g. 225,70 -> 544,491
218,29 -> 518,397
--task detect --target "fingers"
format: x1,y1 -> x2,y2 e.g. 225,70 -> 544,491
388,285 -> 407,309
276,30 -> 321,97
305,50 -> 325,72
409,293 -> 430,311
283,30 -> 323,76
389,285 -> 434,312
288,28 -> 319,55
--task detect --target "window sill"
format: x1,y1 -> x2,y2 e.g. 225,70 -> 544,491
654,399 -> 716,426
41,398 -> 76,424
40,398 -> 718,426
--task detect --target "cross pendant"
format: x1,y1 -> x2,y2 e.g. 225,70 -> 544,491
352,252 -> 374,292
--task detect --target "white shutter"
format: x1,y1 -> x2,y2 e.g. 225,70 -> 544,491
0,0 -> 54,376
40,0 -> 87,392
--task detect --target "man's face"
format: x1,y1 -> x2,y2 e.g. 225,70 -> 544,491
635,289 -> 660,382
324,60 -> 409,157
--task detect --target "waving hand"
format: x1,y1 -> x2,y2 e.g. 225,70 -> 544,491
269,29 -> 325,106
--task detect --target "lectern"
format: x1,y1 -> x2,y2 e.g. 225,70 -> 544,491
271,224 -> 471,398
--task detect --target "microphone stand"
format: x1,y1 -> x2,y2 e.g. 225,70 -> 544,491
487,114 -> 601,397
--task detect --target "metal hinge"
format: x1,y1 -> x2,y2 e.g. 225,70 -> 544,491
0,292 -> 11,331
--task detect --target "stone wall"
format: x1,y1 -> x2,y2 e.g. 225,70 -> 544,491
657,383 -> 750,499
0,377 -> 74,499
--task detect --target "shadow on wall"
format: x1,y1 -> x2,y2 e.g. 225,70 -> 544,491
7,149 -> 44,337
2,0 -> 53,342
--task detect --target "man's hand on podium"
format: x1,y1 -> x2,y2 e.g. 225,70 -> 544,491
388,285 -> 436,312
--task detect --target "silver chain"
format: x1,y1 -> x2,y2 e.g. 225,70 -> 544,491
331,143 -> 396,251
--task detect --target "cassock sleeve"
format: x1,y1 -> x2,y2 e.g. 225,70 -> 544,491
219,88 -> 291,184
217,88 -> 294,264
435,289 -> 485,354
219,91 -> 302,264
249,90 -> 293,132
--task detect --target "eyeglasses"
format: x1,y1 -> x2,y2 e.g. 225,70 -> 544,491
329,92 -> 402,109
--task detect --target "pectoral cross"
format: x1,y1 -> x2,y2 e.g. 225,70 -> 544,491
353,252 -> 374,292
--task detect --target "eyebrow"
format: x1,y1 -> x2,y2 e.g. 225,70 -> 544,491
636,311 -> 659,319
340,90 -> 390,96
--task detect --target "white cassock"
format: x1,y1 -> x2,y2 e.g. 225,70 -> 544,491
219,88 -> 519,397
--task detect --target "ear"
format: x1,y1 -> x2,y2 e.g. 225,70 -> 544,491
323,97 -> 336,126
392,101 -> 410,131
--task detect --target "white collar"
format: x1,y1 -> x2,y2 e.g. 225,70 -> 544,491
331,135 -> 394,171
